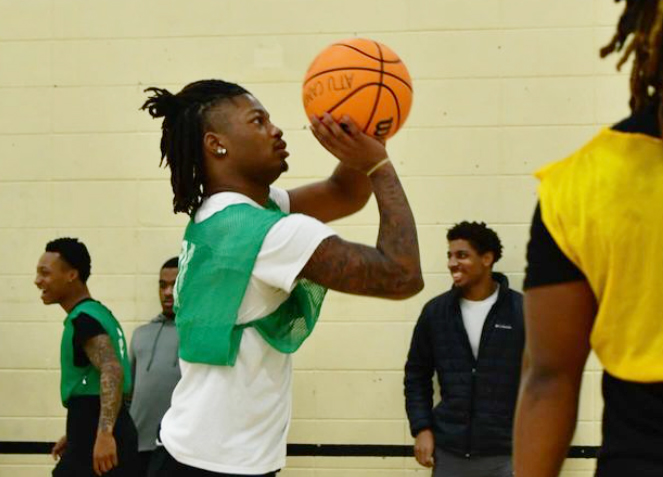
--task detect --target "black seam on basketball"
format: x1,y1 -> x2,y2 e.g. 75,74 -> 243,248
304,67 -> 412,91
332,43 -> 402,64
326,82 -> 386,116
363,41 -> 384,134
376,83 -> 402,130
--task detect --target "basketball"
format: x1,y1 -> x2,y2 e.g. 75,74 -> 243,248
302,38 -> 413,140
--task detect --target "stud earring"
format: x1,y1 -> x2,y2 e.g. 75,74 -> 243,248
216,147 -> 227,156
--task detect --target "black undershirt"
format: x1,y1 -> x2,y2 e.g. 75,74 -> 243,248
72,312 -> 107,367
67,299 -> 108,433
523,204 -> 585,289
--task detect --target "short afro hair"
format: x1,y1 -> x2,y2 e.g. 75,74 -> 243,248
161,256 -> 179,270
447,221 -> 503,264
45,237 -> 91,283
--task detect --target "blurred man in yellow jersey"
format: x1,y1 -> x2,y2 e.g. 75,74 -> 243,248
514,2 -> 663,476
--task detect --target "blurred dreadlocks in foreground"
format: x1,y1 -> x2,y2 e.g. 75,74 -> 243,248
601,0 -> 663,122
513,0 -> 663,476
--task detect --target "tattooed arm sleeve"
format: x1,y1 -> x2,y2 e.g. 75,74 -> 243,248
83,334 -> 124,434
300,161 -> 423,299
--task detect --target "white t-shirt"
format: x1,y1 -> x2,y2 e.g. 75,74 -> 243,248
160,187 -> 335,475
460,286 -> 499,359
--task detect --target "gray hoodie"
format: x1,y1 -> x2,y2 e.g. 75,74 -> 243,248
129,314 -> 180,452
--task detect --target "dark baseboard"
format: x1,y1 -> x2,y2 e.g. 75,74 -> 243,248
0,442 -> 599,458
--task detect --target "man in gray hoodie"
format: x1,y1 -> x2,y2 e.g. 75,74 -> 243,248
130,257 -> 180,476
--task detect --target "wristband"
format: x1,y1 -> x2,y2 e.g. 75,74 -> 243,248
366,158 -> 391,177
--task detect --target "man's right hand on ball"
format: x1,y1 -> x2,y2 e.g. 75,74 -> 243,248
309,113 -> 388,174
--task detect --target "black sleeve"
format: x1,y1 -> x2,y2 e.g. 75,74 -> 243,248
72,313 -> 107,367
612,104 -> 660,136
404,303 -> 436,438
523,203 -> 586,290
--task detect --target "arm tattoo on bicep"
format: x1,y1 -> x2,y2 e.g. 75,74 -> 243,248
302,236 -> 414,297
301,165 -> 422,298
83,334 -> 123,434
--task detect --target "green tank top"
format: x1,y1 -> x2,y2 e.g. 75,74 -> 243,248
175,200 -> 327,366
60,300 -> 132,406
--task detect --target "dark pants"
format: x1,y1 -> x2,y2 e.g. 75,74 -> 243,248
148,446 -> 278,477
137,450 -> 155,476
433,448 -> 512,477
596,372 -> 663,477
53,398 -> 139,477
54,458 -> 137,477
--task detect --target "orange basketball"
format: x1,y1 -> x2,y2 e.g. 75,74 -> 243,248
303,38 -> 413,140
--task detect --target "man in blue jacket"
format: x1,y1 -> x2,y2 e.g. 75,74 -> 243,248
404,222 -> 524,477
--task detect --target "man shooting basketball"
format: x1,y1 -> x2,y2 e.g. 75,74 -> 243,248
142,79 -> 423,476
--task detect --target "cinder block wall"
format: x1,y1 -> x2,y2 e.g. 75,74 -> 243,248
0,1 -> 628,475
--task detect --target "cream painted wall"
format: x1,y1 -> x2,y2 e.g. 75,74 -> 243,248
0,0 -> 630,475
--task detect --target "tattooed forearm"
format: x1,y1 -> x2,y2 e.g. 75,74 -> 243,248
83,334 -> 123,434
370,162 -> 421,273
301,162 -> 423,299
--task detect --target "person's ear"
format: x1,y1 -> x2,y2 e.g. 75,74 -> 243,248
203,132 -> 228,158
482,251 -> 495,268
66,268 -> 79,284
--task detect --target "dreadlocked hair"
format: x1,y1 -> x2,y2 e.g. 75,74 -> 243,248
600,0 -> 663,129
141,79 -> 249,216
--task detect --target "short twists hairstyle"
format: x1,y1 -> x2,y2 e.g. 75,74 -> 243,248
447,221 -> 503,264
45,237 -> 92,283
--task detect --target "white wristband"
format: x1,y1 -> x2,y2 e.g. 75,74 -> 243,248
366,158 -> 391,177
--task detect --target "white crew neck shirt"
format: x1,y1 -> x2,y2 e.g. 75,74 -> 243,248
159,187 -> 335,475
460,286 -> 499,359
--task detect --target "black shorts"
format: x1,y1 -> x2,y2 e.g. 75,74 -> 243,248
147,446 -> 278,477
53,396 -> 139,477
596,372 -> 663,477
